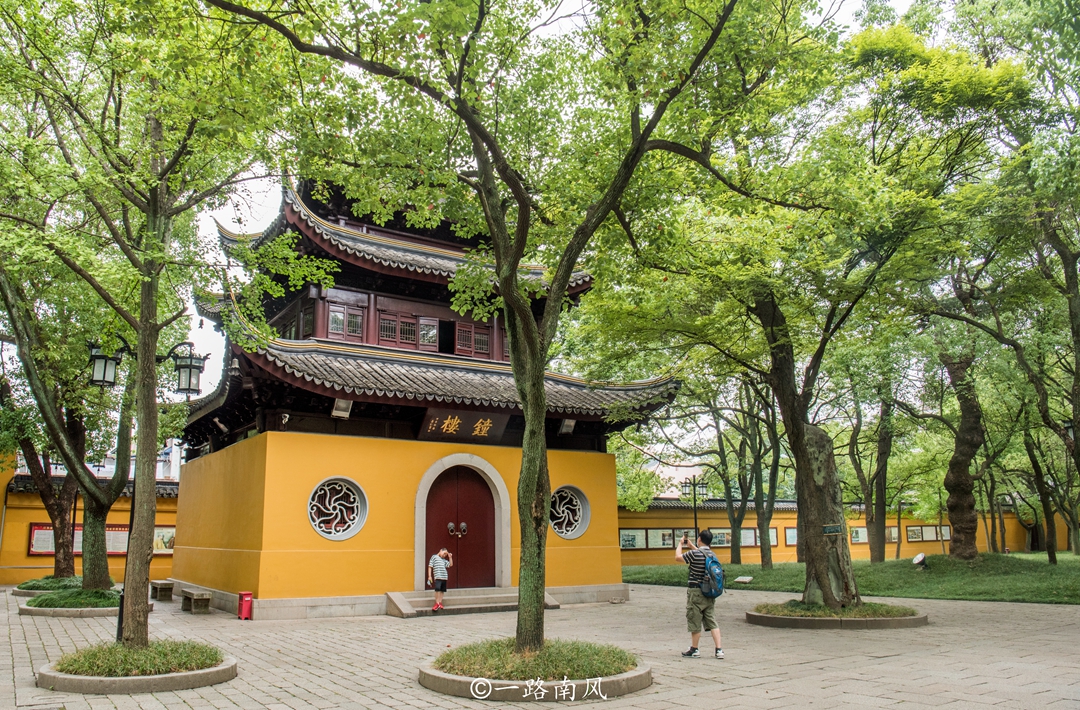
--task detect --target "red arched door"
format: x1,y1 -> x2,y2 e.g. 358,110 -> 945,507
425,466 -> 496,588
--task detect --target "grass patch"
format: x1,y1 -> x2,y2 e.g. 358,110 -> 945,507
754,600 -> 918,618
26,589 -> 120,608
55,641 -> 223,677
17,575 -> 84,591
624,552 -> 1080,604
434,638 -> 636,681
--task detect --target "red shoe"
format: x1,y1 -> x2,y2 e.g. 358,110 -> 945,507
432,603 -> 439,611
436,603 -> 444,610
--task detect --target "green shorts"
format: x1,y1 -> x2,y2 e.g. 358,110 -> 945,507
686,587 -> 717,633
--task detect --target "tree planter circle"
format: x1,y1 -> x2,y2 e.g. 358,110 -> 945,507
418,663 -> 651,702
36,656 -> 237,694
12,589 -> 52,598
19,602 -> 152,618
745,610 -> 928,629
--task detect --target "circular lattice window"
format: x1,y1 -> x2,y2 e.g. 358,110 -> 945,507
550,486 -> 590,540
308,477 -> 368,541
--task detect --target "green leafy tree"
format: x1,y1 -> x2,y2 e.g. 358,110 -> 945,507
198,0 -> 821,650
0,0 -> 311,645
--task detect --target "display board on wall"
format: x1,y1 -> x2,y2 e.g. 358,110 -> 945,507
27,524 -> 175,556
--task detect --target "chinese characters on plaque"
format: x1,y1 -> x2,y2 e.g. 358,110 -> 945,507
418,409 -> 509,443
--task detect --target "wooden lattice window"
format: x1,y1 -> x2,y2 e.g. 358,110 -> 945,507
418,317 -> 439,351
379,313 -> 418,349
474,327 -> 490,354
456,323 -> 473,356
329,305 -> 364,342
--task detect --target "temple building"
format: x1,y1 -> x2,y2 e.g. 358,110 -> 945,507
177,184 -> 676,619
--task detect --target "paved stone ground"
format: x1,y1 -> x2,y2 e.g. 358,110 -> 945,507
3,584 -> 1079,710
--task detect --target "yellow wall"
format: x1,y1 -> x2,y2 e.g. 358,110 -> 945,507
618,506 -> 1070,566
173,431 -> 623,599
0,456 -> 178,586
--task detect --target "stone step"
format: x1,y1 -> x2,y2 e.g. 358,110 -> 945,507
413,602 -> 519,617
386,588 -> 559,618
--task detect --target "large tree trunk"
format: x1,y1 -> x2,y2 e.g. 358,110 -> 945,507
81,496 -> 112,589
869,400 -> 892,563
511,338 -> 550,653
121,259 -> 161,648
940,353 -> 983,560
753,294 -> 858,609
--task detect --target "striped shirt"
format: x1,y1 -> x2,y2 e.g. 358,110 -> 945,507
684,546 -> 711,587
429,554 -> 449,580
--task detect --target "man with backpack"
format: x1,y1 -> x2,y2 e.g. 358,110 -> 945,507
676,529 -> 724,659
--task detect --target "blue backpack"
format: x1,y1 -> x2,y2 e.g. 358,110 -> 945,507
699,550 -> 725,598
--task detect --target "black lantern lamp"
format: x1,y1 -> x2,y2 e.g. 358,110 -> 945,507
87,343 -> 124,387
163,341 -> 208,396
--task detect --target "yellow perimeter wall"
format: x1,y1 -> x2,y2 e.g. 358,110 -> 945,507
619,506 -> 1071,566
172,431 -> 622,599
0,457 -> 177,586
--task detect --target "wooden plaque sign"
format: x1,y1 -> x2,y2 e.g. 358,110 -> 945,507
418,409 -> 510,444
822,524 -> 844,536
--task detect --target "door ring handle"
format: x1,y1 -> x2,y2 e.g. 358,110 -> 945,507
460,522 -> 467,536
447,522 -> 457,536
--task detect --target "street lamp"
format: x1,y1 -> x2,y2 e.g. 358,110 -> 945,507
86,338 -> 208,396
87,345 -> 123,387
681,474 -> 710,537
164,342 -> 208,396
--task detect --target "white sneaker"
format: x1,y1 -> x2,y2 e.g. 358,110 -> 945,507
715,648 -> 724,659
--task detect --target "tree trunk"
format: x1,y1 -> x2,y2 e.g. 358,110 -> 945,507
996,498 -> 1008,552
83,371 -> 134,591
986,475 -> 999,553
869,400 -> 892,563
0,380 -> 78,577
512,351 -> 550,653
753,294 -> 858,609
895,502 -> 902,559
729,521 -> 742,564
758,404 -> 780,571
940,353 -> 983,560
1023,431 -> 1057,564
81,495 -> 112,589
121,264 -> 161,648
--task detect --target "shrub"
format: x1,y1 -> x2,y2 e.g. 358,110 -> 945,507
435,638 -> 636,681
55,641 -> 223,677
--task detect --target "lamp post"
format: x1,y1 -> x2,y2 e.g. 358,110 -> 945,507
681,474 -> 709,537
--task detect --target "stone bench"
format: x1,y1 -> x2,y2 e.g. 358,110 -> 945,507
180,589 -> 212,614
150,580 -> 174,602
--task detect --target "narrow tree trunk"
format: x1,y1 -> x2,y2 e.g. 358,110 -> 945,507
1070,517 -> 1079,555
754,458 -> 772,570
870,401 -> 892,563
986,476 -> 999,553
997,498 -> 1008,552
513,358 -> 550,653
758,409 -> 780,571
122,269 -> 161,648
83,371 -> 134,590
81,495 -> 112,589
1023,431 -> 1057,564
729,521 -> 742,564
940,353 -> 983,560
895,502 -> 902,559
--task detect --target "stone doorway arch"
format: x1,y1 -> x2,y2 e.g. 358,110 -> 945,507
413,453 -> 512,591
